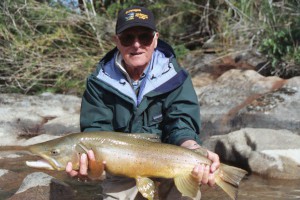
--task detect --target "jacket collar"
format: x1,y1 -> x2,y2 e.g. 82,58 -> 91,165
94,40 -> 185,106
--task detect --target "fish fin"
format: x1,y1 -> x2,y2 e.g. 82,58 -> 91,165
215,163 -> 248,200
77,143 -> 104,180
122,133 -> 161,143
135,177 -> 155,200
174,174 -> 199,198
77,142 -> 89,153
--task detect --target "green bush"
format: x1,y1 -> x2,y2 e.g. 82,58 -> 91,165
258,1 -> 300,77
218,0 -> 300,77
260,30 -> 299,66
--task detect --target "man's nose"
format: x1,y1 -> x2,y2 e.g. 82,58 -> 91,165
132,36 -> 141,48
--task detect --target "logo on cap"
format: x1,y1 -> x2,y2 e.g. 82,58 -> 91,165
125,9 -> 149,21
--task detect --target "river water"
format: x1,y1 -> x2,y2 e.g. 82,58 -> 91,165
0,154 -> 300,199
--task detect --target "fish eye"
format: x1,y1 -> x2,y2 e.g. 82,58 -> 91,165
51,149 -> 60,155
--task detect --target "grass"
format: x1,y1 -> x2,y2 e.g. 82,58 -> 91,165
0,0 -> 299,95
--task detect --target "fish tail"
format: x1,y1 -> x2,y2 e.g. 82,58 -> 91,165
215,163 -> 247,200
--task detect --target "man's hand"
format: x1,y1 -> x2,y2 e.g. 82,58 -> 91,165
180,140 -> 220,186
66,150 -> 105,181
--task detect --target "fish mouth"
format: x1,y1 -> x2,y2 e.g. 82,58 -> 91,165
26,159 -> 55,170
26,157 -> 65,171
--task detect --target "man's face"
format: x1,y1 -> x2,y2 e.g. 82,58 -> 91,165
114,26 -> 159,71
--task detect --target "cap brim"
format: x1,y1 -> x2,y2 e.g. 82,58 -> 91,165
116,22 -> 156,34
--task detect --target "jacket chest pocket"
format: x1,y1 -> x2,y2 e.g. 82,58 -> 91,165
146,101 -> 163,126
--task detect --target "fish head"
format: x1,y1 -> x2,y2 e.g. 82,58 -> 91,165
25,136 -> 81,171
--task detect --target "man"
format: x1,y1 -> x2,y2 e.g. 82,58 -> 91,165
66,6 -> 220,199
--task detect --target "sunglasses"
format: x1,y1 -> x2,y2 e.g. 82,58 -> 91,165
117,31 -> 156,47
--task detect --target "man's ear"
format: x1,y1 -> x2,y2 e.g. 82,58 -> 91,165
112,35 -> 118,45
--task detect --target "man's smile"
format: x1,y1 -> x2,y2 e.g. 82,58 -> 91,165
130,52 -> 143,56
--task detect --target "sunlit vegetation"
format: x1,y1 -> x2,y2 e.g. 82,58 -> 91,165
1,0 -> 299,95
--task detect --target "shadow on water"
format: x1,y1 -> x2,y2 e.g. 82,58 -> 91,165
1,154 -> 300,199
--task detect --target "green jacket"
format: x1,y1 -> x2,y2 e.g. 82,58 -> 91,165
80,40 -> 201,145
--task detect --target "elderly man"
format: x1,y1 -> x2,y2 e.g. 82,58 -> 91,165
66,6 -> 220,200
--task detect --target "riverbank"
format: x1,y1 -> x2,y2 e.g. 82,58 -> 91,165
0,68 -> 299,199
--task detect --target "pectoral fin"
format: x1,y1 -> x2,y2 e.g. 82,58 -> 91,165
77,142 -> 104,180
174,174 -> 200,198
135,177 -> 155,200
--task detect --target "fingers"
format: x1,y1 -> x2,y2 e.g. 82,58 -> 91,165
192,164 -> 215,186
180,140 -> 200,149
207,150 -> 220,173
191,165 -> 203,184
208,173 -> 215,187
87,150 -> 95,161
79,153 -> 88,176
65,152 -> 90,178
202,165 -> 210,184
65,162 -> 79,177
65,150 -> 104,182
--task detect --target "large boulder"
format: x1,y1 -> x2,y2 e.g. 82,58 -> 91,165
195,70 -> 300,139
0,93 -> 81,145
203,128 -> 300,179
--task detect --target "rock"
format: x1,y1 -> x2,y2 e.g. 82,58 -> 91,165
22,134 -> 61,146
8,186 -> 50,200
196,70 -> 300,139
43,114 -> 80,136
0,93 -> 81,145
203,128 -> 300,179
15,172 -> 53,194
50,179 -> 77,200
7,172 -> 52,200
0,169 -> 24,198
8,172 -> 76,200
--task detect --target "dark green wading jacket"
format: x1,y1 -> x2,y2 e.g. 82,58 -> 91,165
80,39 -> 201,145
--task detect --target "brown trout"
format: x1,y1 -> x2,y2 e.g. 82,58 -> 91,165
0,131 -> 247,200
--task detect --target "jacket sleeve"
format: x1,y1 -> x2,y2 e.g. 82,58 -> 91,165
80,75 -> 114,132
162,73 -> 201,145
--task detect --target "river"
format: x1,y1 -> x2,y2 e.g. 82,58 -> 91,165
0,154 -> 300,199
